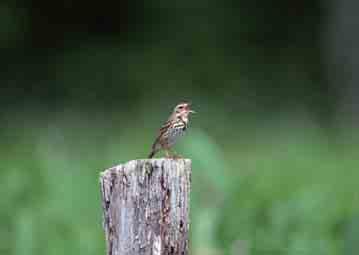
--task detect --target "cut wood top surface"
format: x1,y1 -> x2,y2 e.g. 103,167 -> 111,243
100,158 -> 191,177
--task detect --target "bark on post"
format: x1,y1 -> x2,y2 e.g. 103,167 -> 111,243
100,159 -> 191,255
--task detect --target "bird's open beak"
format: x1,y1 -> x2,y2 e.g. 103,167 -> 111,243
189,110 -> 196,114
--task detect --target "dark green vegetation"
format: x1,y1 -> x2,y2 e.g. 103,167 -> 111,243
1,0 -> 359,254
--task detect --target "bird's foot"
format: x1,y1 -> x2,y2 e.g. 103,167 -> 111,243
170,153 -> 183,159
164,151 -> 183,159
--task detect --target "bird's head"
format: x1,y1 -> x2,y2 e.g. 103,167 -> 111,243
173,102 -> 195,119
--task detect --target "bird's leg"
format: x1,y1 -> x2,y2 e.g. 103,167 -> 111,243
170,148 -> 183,159
164,148 -> 178,159
163,146 -> 182,159
164,149 -> 171,158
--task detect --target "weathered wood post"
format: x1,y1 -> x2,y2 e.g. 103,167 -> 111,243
100,159 -> 191,255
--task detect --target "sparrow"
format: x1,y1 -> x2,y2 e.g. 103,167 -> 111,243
148,102 -> 195,158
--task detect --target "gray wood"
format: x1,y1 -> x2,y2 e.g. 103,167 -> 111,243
100,159 -> 191,255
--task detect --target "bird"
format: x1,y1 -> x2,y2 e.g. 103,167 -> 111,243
148,102 -> 195,158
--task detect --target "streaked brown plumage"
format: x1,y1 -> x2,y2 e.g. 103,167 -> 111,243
148,102 -> 195,158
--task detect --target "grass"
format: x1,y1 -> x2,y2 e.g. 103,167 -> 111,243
1,110 -> 358,255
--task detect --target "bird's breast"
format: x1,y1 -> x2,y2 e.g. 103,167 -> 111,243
166,122 -> 186,146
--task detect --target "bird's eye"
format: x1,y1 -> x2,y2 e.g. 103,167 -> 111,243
178,106 -> 183,109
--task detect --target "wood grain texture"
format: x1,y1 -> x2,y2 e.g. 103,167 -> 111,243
100,159 -> 191,255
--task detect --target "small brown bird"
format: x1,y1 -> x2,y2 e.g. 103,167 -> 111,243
148,102 -> 195,158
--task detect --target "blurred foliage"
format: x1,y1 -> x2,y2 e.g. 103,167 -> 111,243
0,0 -> 334,124
1,110 -> 359,255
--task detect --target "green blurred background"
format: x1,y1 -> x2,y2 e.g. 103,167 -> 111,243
1,0 -> 359,254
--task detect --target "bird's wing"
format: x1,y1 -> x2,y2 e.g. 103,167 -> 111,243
158,120 -> 171,137
151,120 -> 171,151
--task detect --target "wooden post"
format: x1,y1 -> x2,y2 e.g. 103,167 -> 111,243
100,159 -> 191,255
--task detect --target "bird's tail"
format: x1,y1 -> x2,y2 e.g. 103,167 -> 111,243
148,150 -> 156,158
